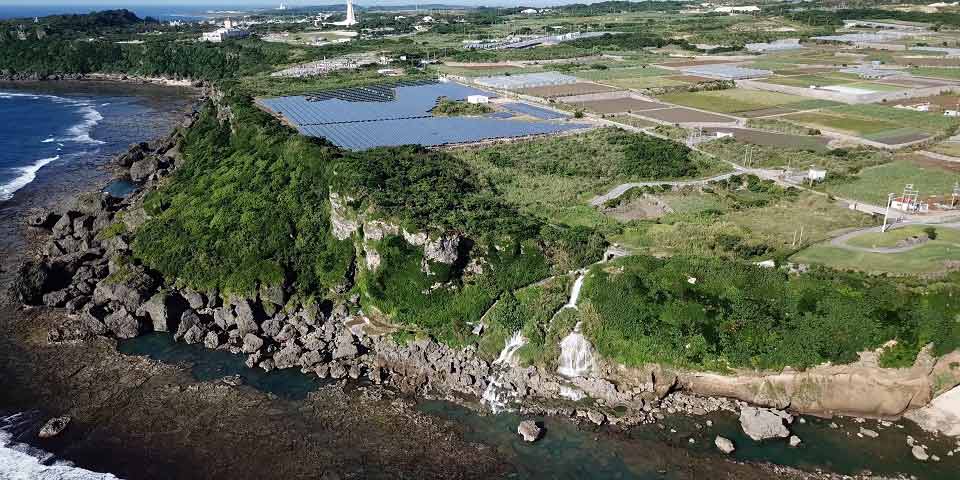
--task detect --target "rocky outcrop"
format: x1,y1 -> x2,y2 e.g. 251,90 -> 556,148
38,416 -> 71,439
715,436 -> 735,454
329,193 -> 359,241
739,407 -> 792,441
517,420 -> 542,442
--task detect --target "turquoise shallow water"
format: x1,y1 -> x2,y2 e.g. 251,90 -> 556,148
120,333 -> 960,479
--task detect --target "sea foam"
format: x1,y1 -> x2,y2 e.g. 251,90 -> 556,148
0,412 -> 121,480
0,155 -> 59,201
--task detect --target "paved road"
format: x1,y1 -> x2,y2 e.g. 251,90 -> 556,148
589,171 -> 743,206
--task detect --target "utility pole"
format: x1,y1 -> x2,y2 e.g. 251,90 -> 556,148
882,192 -> 895,232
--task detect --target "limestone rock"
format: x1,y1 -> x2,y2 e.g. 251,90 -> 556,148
329,192 -> 359,240
204,331 -> 222,349
183,324 -> 207,345
789,435 -> 802,447
739,407 -> 792,441
517,420 -> 542,442
242,333 -> 264,354
912,445 -> 929,461
233,298 -> 259,336
423,235 -> 461,265
715,436 -> 735,454
130,156 -> 159,183
136,291 -> 180,333
587,410 -> 606,426
104,308 -> 141,339
274,344 -> 303,369
860,427 -> 879,438
175,310 -> 200,342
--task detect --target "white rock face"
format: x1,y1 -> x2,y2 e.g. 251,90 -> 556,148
739,407 -> 792,441
905,384 -> 960,437
329,192 -> 359,240
789,435 -> 802,447
715,436 -> 735,454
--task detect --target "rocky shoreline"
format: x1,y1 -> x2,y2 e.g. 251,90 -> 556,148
5,88 -> 959,479
0,71 -> 201,88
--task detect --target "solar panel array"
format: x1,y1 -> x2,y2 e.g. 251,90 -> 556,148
297,117 -> 586,150
259,80 -> 587,151
501,102 -> 568,120
259,81 -> 495,126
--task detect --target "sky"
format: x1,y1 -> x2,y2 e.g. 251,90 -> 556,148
0,1 -> 569,6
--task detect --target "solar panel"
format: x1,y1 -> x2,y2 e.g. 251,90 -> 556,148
488,111 -> 516,119
297,117 -> 588,151
501,103 -> 568,120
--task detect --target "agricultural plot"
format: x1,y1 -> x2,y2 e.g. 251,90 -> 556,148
435,64 -> 537,77
657,89 -> 838,115
907,67 -> 960,80
637,107 -> 737,124
826,159 -> 960,205
516,82 -> 622,98
566,97 -> 668,114
760,73 -> 861,88
608,114 -> 659,129
703,128 -> 830,151
781,104 -> 956,145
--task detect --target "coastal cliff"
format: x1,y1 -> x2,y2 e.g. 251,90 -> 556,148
10,96 -> 960,440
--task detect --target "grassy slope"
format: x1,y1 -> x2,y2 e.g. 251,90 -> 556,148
826,159 -> 960,205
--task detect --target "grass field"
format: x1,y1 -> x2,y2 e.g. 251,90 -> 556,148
613,191 -> 875,258
827,159 -> 960,205
929,141 -> 960,157
792,241 -> 960,275
910,67 -> 960,80
658,89 -> 836,114
847,225 -> 960,249
761,73 -> 859,88
453,128 -> 726,229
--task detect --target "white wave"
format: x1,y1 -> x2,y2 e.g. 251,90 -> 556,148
1,414 -> 121,480
0,155 -> 59,201
60,105 -> 105,145
0,92 -> 105,145
41,138 -> 55,143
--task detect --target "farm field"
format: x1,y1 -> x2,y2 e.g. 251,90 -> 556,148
637,107 -> 736,123
608,114 -> 659,128
927,141 -> 960,157
567,97 -> 668,114
703,128 -> 830,151
517,82 -> 623,98
759,73 -> 860,88
435,64 -> 539,77
826,159 -> 960,205
657,89 -> 837,114
780,106 -> 948,145
909,67 -> 960,80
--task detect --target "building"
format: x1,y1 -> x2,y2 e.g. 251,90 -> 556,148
807,168 -> 827,183
201,19 -> 250,42
467,95 -> 489,104
713,6 -> 761,14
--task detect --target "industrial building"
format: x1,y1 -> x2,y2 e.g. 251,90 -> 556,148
201,19 -> 250,42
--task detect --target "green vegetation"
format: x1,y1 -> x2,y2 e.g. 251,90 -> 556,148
826,159 -> 960,205
658,89 -> 836,114
792,241 -> 960,276
452,128 -> 723,229
580,255 -> 960,370
746,118 -> 821,136
431,98 -> 493,116
133,99 -> 354,294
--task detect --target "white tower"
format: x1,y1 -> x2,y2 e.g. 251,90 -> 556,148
345,0 -> 357,26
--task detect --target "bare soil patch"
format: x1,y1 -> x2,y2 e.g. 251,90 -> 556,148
737,107 -> 797,118
517,82 -> 622,98
907,153 -> 960,173
705,127 -> 830,150
603,195 -> 672,221
568,97 -> 668,114
873,131 -> 932,146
